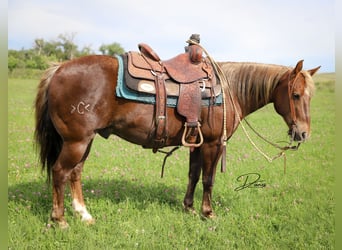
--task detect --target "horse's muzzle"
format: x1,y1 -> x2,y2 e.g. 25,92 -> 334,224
288,128 -> 309,142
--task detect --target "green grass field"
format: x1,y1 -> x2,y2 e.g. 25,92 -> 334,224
8,73 -> 335,249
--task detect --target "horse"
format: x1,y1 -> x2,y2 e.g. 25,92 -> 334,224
34,54 -> 320,228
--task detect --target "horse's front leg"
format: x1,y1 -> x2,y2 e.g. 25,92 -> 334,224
183,147 -> 202,214
201,142 -> 222,218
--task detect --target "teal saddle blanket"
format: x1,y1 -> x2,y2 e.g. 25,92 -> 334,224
115,54 -> 222,107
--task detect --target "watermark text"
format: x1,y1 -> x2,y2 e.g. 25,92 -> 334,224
234,173 -> 266,191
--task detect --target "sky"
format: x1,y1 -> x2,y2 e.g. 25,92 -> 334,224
8,0 -> 335,72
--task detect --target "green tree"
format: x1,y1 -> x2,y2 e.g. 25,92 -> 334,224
8,33 -> 125,73
99,42 -> 125,56
57,32 -> 78,60
34,38 -> 44,56
8,50 -> 26,69
78,45 -> 94,56
8,54 -> 19,72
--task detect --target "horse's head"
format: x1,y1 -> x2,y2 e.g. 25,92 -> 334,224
272,60 -> 320,142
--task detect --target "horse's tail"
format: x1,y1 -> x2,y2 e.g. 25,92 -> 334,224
34,64 -> 62,182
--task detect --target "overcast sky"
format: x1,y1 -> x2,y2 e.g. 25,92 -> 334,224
8,0 -> 334,72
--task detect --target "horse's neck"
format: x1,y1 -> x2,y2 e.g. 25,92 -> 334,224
240,95 -> 270,118
221,62 -> 289,118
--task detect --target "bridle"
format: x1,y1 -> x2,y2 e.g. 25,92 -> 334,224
237,70 -> 304,174
288,71 -> 300,143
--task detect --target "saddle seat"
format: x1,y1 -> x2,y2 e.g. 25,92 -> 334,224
137,43 -> 211,83
126,45 -> 220,98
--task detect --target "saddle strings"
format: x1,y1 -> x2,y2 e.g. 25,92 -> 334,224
187,39 -> 229,172
187,39 -> 300,174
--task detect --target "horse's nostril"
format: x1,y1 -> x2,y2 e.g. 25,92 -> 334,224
302,132 -> 307,139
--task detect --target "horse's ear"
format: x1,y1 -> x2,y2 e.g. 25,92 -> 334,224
293,60 -> 304,74
289,60 -> 304,79
307,66 -> 321,76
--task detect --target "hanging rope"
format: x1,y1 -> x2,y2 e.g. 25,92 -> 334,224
187,39 -> 230,172
158,146 -> 180,178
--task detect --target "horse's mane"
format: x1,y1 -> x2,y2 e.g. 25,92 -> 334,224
218,62 -> 289,112
218,62 -> 315,113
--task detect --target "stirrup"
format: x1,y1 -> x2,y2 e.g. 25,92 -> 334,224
181,122 -> 204,147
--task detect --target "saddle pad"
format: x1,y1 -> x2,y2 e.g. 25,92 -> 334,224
115,55 -> 222,107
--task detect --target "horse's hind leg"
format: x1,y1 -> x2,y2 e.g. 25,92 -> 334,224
51,138 -> 93,228
69,139 -> 95,224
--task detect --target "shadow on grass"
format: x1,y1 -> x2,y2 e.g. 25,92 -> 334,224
8,177 -> 192,219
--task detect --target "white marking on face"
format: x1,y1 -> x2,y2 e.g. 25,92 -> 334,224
304,88 -> 310,96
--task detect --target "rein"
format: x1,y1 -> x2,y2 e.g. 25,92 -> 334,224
242,119 -> 300,174
232,71 -> 302,174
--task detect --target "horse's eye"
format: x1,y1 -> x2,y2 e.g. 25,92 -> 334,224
293,93 -> 300,100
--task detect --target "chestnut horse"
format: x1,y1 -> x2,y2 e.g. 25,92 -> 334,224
34,55 -> 319,228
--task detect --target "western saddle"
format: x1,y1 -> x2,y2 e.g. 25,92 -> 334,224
124,34 -> 219,152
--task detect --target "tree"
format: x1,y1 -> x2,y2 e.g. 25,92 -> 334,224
8,33 -> 125,73
8,54 -> 19,72
99,42 -> 125,56
57,32 -> 78,60
34,38 -> 44,56
78,45 -> 94,57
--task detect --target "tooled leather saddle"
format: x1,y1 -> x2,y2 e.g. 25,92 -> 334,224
123,35 -> 220,152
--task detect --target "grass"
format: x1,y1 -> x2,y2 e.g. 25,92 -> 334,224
8,74 -> 335,249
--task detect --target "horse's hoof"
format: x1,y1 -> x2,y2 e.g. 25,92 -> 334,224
50,217 -> 70,229
201,211 -> 216,220
84,218 -> 96,225
187,208 -> 198,216
207,213 -> 216,219
51,219 -> 69,229
183,204 -> 198,215
59,220 -> 70,229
